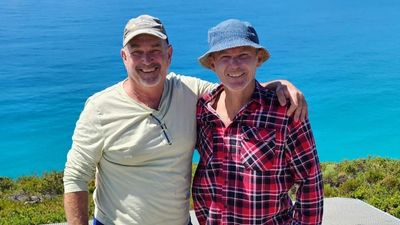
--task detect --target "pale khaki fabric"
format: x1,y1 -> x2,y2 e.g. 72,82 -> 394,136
64,73 -> 214,225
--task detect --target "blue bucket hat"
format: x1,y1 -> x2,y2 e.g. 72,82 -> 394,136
199,19 -> 270,69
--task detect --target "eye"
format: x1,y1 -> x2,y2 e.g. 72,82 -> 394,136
130,50 -> 143,57
238,53 -> 251,59
150,49 -> 162,55
219,55 -> 230,61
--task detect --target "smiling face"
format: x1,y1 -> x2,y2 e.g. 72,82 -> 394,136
209,46 -> 263,93
121,34 -> 172,89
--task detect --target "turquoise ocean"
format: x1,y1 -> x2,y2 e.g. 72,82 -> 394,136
1,0 -> 399,178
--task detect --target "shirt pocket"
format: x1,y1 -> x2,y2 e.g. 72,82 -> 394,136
240,126 -> 277,172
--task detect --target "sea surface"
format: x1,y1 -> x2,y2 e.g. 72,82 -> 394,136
1,0 -> 399,178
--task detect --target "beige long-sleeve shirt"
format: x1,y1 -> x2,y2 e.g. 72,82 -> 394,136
64,73 -> 214,225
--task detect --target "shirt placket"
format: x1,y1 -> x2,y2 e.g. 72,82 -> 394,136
221,126 -> 233,223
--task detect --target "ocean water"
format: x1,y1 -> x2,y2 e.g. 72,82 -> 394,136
0,0 -> 399,178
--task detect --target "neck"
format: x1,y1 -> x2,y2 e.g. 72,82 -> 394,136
123,79 -> 164,109
214,82 -> 255,127
225,88 -> 254,115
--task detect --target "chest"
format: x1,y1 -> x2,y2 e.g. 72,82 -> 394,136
197,111 -> 289,173
100,91 -> 199,166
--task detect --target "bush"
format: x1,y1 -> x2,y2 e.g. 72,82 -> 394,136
0,177 -> 14,192
322,157 -> 400,218
0,171 -> 92,225
41,172 -> 64,196
1,157 -> 399,224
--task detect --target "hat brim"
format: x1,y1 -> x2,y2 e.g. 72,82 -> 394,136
198,41 -> 270,69
123,29 -> 167,46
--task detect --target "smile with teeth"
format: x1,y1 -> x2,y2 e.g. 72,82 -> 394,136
227,72 -> 245,78
138,64 -> 160,73
139,67 -> 158,73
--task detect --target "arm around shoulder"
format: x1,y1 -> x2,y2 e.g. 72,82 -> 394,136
176,74 -> 217,98
261,79 -> 308,122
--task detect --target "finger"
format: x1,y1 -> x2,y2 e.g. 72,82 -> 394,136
293,92 -> 303,122
276,85 -> 287,106
300,100 -> 308,122
286,90 -> 298,116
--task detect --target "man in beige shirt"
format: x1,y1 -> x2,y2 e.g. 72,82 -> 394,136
63,15 -> 308,225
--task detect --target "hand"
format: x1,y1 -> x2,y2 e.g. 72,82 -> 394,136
275,80 -> 308,122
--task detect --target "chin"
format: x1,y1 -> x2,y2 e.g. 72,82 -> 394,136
224,82 -> 247,90
140,77 -> 163,88
224,81 -> 253,93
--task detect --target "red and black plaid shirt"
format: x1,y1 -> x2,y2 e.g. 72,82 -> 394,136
193,82 -> 323,225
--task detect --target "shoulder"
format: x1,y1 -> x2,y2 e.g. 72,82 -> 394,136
166,72 -> 214,90
260,87 -> 278,101
85,81 -> 124,110
198,84 -> 221,105
254,82 -> 291,124
166,72 -> 196,83
166,72 -> 204,84
257,83 -> 283,109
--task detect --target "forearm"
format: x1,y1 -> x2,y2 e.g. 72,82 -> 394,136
64,191 -> 89,225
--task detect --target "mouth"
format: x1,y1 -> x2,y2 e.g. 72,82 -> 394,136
139,67 -> 158,73
137,64 -> 160,73
227,72 -> 245,78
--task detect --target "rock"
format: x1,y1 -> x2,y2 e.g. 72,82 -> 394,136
24,195 -> 41,204
10,193 -> 42,204
10,193 -> 30,202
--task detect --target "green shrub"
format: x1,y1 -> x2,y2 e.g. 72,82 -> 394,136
15,176 -> 42,194
322,157 -> 400,218
1,157 -> 399,224
40,172 -> 64,195
323,183 -> 338,197
0,177 -> 14,192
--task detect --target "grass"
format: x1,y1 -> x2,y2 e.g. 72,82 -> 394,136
0,157 -> 399,224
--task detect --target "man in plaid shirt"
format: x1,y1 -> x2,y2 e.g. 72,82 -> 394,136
192,19 -> 324,225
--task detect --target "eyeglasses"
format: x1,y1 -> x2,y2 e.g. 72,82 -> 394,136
150,113 -> 172,145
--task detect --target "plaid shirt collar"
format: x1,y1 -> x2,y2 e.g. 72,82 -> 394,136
194,80 -> 323,225
199,80 -> 267,124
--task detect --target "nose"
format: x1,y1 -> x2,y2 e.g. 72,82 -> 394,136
142,52 -> 154,64
228,56 -> 241,68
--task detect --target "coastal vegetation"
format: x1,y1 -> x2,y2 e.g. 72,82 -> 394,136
0,157 -> 399,224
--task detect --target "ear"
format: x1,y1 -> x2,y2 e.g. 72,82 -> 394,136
256,50 -> 264,67
209,56 -> 216,71
121,48 -> 127,61
167,45 -> 173,64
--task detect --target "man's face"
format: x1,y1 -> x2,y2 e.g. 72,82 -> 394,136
121,34 -> 172,88
209,46 -> 262,92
